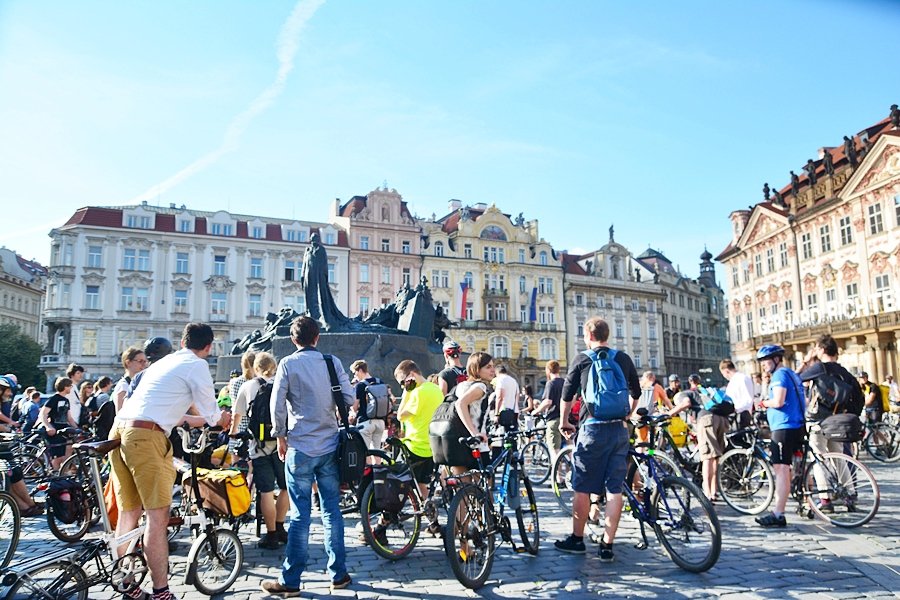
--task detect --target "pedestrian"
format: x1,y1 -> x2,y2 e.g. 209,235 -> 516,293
38,377 -> 78,470
665,374 -> 682,400
111,323 -> 230,600
64,363 -> 85,430
437,340 -> 467,395
754,344 -> 805,528
493,365 -> 520,426
261,316 -> 353,595
350,359 -> 387,463
857,371 -> 883,425
530,360 -> 565,463
692,376 -> 729,502
555,317 -> 641,561
719,360 -> 755,428
114,347 -> 147,412
885,374 -> 900,410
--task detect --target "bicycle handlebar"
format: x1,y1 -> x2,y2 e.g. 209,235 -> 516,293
175,424 -> 222,455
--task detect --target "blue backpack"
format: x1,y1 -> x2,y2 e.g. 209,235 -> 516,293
583,348 -> 631,421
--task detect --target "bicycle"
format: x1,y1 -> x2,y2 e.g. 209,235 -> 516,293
717,427 -> 775,515
862,414 -> 900,463
0,492 -> 18,570
443,429 -> 540,590
517,427 -> 551,485
359,438 -> 453,561
623,409 -> 721,573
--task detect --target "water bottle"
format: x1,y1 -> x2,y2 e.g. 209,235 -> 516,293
791,449 -> 803,474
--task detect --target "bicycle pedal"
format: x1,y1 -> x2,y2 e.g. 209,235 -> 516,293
634,541 -> 648,550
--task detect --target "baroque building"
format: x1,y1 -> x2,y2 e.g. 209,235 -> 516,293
330,186 -> 423,318
717,111 -> 900,378
420,203 -> 565,391
0,247 -> 47,343
561,233 -> 666,377
637,248 -> 728,385
41,203 -> 348,382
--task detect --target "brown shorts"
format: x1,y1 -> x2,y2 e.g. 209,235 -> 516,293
110,426 -> 177,512
696,413 -> 728,460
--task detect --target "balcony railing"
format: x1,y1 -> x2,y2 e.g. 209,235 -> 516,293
40,354 -> 66,365
210,313 -> 228,322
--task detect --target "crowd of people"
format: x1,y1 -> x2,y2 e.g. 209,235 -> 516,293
2,314 -> 899,598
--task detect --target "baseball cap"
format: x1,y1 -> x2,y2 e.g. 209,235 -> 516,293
858,371 -> 868,379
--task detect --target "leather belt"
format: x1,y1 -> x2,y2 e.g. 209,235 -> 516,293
120,419 -> 163,433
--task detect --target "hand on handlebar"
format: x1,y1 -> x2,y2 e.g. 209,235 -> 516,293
560,424 -> 575,440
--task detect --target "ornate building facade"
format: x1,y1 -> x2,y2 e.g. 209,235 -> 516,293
330,186 -> 423,318
717,113 -> 900,378
637,248 -> 728,385
41,203 -> 349,382
420,203 -> 566,391
561,236 -> 667,378
0,247 -> 47,343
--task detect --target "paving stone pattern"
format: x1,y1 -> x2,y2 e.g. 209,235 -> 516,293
8,459 -> 900,599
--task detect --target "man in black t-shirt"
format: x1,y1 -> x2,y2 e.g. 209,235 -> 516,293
665,374 -> 682,400
437,340 -> 467,395
39,376 -> 78,470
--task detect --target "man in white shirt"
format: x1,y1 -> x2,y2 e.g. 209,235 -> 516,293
110,323 -> 230,600
719,360 -> 755,428
884,374 -> 899,409
494,365 -> 520,416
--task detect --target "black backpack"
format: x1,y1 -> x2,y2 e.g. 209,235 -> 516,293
247,377 -> 275,442
428,383 -> 491,468
810,369 -> 857,417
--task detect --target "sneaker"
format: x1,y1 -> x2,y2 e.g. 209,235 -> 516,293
276,528 -> 288,544
150,590 -> 178,600
755,513 -> 787,528
554,534 -> 586,554
845,500 -> 858,512
330,574 -> 352,591
260,580 -> 301,597
257,534 -> 281,550
815,500 -> 835,514
598,541 -> 614,562
122,588 -> 149,600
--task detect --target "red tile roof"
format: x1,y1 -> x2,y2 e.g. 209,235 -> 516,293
561,252 -> 588,275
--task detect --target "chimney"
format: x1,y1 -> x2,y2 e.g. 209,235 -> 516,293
729,209 -> 751,245
473,202 -> 487,211
169,203 -> 176,209
448,199 -> 462,211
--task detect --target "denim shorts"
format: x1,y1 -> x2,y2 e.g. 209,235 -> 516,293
252,450 -> 287,493
571,421 -> 629,495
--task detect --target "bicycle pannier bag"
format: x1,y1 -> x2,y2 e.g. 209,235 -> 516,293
365,380 -> 392,419
47,477 -> 84,524
497,408 -> 518,429
184,468 -> 251,517
819,413 -> 865,443
583,348 -> 631,421
372,464 -> 412,513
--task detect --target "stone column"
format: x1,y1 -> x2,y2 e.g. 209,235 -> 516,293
866,333 -> 883,381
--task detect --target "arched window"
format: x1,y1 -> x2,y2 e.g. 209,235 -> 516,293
539,337 -> 557,360
539,251 -> 548,266
491,336 -> 510,358
434,241 -> 444,257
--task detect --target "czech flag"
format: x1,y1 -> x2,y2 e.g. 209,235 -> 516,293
460,281 -> 469,318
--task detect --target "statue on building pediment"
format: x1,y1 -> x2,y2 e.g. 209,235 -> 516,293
515,212 -> 525,226
843,136 -> 858,169
805,160 -> 818,186
790,171 -> 800,197
609,224 -> 615,243
762,183 -> 770,201
891,104 -> 900,130
803,274 -> 818,293
460,206 -> 471,221
823,150 -> 835,176
635,268 -> 642,282
772,188 -> 784,206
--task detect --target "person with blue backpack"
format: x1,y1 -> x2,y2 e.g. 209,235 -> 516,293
555,317 -> 641,561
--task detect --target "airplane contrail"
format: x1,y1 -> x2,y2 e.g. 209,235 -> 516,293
129,0 -> 326,204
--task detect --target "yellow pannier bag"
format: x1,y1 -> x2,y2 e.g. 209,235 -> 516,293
184,468 -> 251,518
668,415 -> 689,448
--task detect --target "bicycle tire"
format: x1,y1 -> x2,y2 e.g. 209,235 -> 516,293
47,494 -> 92,543
651,476 -> 721,573
4,560 -> 89,600
803,452 -> 880,528
717,448 -> 774,515
520,440 -> 551,485
360,480 -> 421,561
18,445 -> 49,482
190,527 -> 244,595
514,472 -> 540,555
864,423 -> 900,463
57,454 -> 82,479
0,492 -> 20,569
550,446 -> 575,515
445,483 -> 495,590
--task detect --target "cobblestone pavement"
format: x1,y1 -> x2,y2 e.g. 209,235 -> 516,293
6,457 -> 900,599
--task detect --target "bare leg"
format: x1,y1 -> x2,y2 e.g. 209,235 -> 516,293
602,492 -> 624,544
259,491 -> 276,532
143,506 -> 171,589
116,507 -> 143,558
275,489 -> 289,522
772,463 -> 791,514
571,491 -> 590,537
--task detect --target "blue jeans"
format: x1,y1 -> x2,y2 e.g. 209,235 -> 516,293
280,448 -> 348,588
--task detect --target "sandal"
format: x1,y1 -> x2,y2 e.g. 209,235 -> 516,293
21,505 -> 44,517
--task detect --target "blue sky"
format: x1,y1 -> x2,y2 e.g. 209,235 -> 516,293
2,0 -> 899,281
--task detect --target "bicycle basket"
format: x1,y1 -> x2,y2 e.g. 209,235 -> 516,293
47,477 -> 84,524
372,464 -> 412,513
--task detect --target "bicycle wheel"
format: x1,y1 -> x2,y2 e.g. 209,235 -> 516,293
551,446 -> 575,515
57,454 -> 82,479
18,445 -> 49,482
0,492 -> 20,569
47,496 -> 92,543
445,484 -> 495,590
864,424 -> 900,463
717,448 -> 774,515
360,481 -> 421,561
514,472 -> 540,555
520,441 -> 551,485
339,481 -> 360,515
190,527 -> 244,595
651,476 -> 721,573
804,452 -> 880,528
4,560 -> 88,600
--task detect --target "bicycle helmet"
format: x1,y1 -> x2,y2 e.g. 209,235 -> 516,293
0,376 -> 14,390
443,340 -> 462,356
668,374 -> 680,382
143,337 -> 174,363
756,344 -> 785,361
4,374 -> 17,386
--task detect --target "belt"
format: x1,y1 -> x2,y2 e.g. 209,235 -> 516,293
119,419 -> 164,433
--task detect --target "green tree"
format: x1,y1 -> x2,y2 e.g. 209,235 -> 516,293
0,323 -> 46,391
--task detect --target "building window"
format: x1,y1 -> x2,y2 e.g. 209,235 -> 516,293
807,293 -> 818,309
869,203 -> 884,234
519,249 -> 526,263
87,245 -> 102,268
519,276 -> 527,293
120,287 -> 133,310
615,321 -> 624,338
82,329 -> 97,356
402,241 -> 411,254
785,299 -> 793,314
284,260 -> 299,281
286,230 -> 298,242
299,230 -> 309,243
746,312 -> 753,337
801,233 -> 813,260
381,266 -> 391,284
648,300 -> 656,313
825,288 -> 836,304
778,242 -> 788,268
360,236 -> 369,250
520,306 -> 528,323
895,194 -> 900,225
492,336 -> 510,358
741,260 -> 750,283
575,293 -> 583,306
648,322 -> 657,339
175,252 -> 189,274
632,299 -> 640,311
174,290 -> 188,312
135,288 -> 149,311
754,254 -> 762,277
649,353 -> 658,369
288,295 -> 306,314
85,285 -> 100,310
846,282 -> 858,301
839,216 -> 853,246
327,263 -> 336,284
381,239 -> 390,252
360,297 -> 370,317
251,226 -> 264,239
250,257 -> 263,279
179,219 -> 192,233
249,294 -> 262,317
402,267 -> 411,286
766,248 -> 775,272
466,302 -> 474,320
634,354 -> 642,369
123,249 -> 136,271
210,223 -> 233,236
438,270 -> 449,288
539,338 -> 557,360
360,264 -> 370,283
875,274 -> 891,293
434,241 -> 444,257
770,303 -> 779,316
539,251 -> 548,266
464,272 -> 474,288
464,244 -> 472,259
819,224 -> 832,253
211,292 -> 227,319
213,255 -> 226,276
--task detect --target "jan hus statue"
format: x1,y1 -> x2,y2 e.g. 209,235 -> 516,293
301,233 -> 348,329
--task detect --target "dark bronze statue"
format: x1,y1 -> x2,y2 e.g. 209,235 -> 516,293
891,104 -> 900,129
843,135 -> 858,169
301,233 -> 348,330
772,188 -> 784,206
805,159 -> 817,186
789,171 -> 800,197
762,183 -> 770,201
823,150 -> 835,176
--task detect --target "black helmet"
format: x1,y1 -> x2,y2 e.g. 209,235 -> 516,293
143,337 -> 174,363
